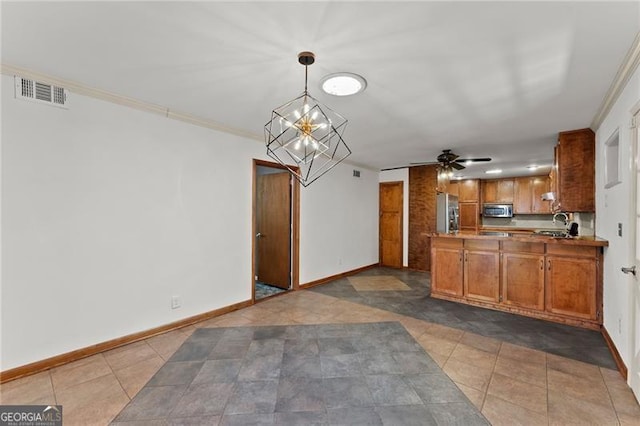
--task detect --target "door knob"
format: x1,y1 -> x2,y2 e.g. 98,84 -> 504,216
621,265 -> 636,275
256,233 -> 262,238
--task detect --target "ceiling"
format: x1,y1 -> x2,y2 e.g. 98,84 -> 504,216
2,2 -> 638,179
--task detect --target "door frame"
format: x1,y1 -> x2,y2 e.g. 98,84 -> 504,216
379,181 -> 404,268
252,159 -> 300,303
629,104 -> 640,398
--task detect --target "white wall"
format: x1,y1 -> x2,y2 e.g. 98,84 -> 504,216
379,169 -> 409,267
0,74 -> 378,370
300,164 -> 379,283
595,63 -> 640,369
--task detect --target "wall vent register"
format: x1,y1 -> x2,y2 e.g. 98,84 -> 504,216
14,76 -> 68,108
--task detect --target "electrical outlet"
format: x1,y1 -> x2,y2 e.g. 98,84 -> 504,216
618,223 -> 623,237
171,296 -> 181,309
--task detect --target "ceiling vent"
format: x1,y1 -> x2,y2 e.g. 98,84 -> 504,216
14,76 -> 68,108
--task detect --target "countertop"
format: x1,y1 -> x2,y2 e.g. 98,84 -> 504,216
431,230 -> 609,247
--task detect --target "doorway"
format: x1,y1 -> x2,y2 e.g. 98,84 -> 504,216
379,181 -> 404,268
253,160 -> 300,301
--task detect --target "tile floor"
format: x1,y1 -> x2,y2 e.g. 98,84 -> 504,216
1,268 -> 639,425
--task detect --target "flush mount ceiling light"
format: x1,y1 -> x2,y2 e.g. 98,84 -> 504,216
527,165 -> 539,170
485,169 -> 503,174
265,52 -> 351,187
320,72 -> 367,96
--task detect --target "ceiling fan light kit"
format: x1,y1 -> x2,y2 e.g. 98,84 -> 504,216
264,51 -> 352,187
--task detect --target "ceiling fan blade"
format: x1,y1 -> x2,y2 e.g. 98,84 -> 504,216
456,157 -> 492,163
409,161 -> 439,165
451,162 -> 465,170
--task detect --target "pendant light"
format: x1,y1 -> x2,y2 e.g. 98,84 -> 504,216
264,52 -> 351,187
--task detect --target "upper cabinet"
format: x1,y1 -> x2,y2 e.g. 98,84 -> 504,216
554,128 -> 595,212
514,176 -> 551,214
458,179 -> 479,202
482,179 -> 514,204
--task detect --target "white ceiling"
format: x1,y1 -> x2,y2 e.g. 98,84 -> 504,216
2,1 -> 638,178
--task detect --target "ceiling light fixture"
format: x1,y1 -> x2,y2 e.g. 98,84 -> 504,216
320,72 -> 367,96
485,169 -> 503,174
265,52 -> 351,187
527,165 -> 539,170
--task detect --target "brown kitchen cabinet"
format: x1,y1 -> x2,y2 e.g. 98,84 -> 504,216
458,179 -> 479,202
514,176 -> 551,214
431,239 -> 463,297
545,245 -> 598,321
502,241 -> 545,310
445,181 -> 459,197
459,202 -> 479,231
482,179 -> 514,204
555,128 -> 595,212
430,235 -> 605,329
464,240 -> 500,303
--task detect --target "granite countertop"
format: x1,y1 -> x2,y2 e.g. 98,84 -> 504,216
431,230 -> 609,247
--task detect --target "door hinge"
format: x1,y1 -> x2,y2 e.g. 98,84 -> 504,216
597,310 -> 601,319
499,295 -> 503,302
631,116 -> 637,129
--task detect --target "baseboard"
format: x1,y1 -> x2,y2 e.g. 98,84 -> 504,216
0,299 -> 253,384
601,326 -> 628,379
299,263 -> 379,288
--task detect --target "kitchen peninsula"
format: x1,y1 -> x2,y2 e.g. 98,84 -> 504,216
430,231 -> 608,330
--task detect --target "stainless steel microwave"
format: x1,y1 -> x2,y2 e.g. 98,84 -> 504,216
483,204 -> 513,218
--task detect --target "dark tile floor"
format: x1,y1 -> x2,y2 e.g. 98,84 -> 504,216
256,282 -> 288,300
112,323 -> 488,425
310,267 -> 617,370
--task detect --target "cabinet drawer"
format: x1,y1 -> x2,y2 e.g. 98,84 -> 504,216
546,244 -> 597,258
465,239 -> 499,251
432,238 -> 463,249
502,241 -> 545,254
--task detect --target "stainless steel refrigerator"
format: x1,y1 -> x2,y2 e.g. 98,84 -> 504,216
436,193 -> 459,233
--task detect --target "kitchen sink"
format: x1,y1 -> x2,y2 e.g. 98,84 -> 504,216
479,231 -> 512,237
533,230 -> 570,238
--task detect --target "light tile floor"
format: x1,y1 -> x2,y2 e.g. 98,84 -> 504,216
2,274 -> 640,425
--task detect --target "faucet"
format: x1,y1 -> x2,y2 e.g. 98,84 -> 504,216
553,212 -> 569,226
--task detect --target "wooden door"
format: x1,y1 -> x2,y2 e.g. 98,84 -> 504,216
482,180 -> 498,203
432,248 -> 464,296
545,256 -> 597,320
496,179 -> 514,203
464,250 -> 500,302
380,182 -> 403,267
531,176 -> 551,213
256,172 -> 291,289
629,109 -> 640,401
502,253 -> 545,310
459,202 -> 479,230
514,177 -> 531,213
459,179 -> 479,202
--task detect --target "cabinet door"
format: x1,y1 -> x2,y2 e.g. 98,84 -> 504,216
557,129 -> 595,212
545,256 -> 597,320
432,248 -> 463,296
482,181 -> 498,203
464,250 -> 500,302
496,179 -> 514,203
513,177 -> 531,214
459,179 -> 479,202
459,202 -> 479,230
502,253 -> 545,310
446,181 -> 459,197
531,176 -> 551,213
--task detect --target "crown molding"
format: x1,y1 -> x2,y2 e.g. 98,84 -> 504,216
0,63 -> 262,142
591,32 -> 640,130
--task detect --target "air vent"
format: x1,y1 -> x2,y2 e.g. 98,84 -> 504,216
15,76 -> 68,108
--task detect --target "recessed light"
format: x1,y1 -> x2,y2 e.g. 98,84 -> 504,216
485,169 -> 502,174
527,165 -> 539,170
320,72 -> 367,96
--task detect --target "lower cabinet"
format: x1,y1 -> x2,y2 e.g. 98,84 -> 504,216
502,253 -> 545,310
464,242 -> 500,303
431,240 -> 463,297
431,237 -> 603,329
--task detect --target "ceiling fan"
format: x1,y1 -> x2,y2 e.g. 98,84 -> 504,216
381,149 -> 492,171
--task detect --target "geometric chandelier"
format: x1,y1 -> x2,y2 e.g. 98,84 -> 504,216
265,51 -> 351,187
